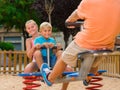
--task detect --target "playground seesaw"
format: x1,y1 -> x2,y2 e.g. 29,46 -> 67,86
39,49 -> 112,84
18,49 -> 113,90
18,22 -> 115,90
65,21 -> 84,27
18,67 -> 80,90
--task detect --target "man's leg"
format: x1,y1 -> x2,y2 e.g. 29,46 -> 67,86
83,56 -> 104,86
61,82 -> 69,90
48,59 -> 67,83
45,41 -> 89,84
90,56 -> 104,74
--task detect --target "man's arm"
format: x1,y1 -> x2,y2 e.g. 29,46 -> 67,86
66,9 -> 80,22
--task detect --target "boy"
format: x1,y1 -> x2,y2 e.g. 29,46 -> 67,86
34,22 -> 72,90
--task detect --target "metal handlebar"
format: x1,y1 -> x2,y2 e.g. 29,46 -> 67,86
65,21 -> 84,28
41,46 -> 57,49
41,46 -> 59,67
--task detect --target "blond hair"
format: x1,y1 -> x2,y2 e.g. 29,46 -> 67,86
39,22 -> 52,32
25,19 -> 37,28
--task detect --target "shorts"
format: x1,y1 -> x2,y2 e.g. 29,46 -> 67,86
62,41 -> 89,67
42,55 -> 57,68
62,41 -> 104,67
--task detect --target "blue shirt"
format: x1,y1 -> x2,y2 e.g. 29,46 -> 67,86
34,36 -> 56,57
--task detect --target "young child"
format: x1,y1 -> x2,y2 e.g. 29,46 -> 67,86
34,22 -> 72,90
24,20 -> 40,73
41,0 -> 120,87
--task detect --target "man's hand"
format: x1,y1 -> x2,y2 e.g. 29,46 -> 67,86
65,21 -> 76,28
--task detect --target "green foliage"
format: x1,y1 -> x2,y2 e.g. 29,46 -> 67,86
52,27 -> 60,32
0,0 -> 41,31
0,42 -> 14,51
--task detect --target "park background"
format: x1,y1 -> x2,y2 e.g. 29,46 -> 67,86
0,0 -> 120,90
0,0 -> 81,51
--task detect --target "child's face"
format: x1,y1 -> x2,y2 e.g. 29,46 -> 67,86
40,27 -> 52,39
26,23 -> 38,36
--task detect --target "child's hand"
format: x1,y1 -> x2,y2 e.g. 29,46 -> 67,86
43,43 -> 54,48
43,43 -> 49,48
34,44 -> 41,50
48,43 -> 54,48
56,43 -> 62,50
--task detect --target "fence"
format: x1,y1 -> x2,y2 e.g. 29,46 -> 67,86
99,51 -> 120,77
0,51 -> 120,78
75,51 -> 120,78
0,51 -> 32,74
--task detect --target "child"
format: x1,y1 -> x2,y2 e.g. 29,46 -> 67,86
24,20 -> 40,73
34,22 -> 72,90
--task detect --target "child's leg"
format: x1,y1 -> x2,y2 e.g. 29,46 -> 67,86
34,50 -> 43,68
24,62 -> 38,73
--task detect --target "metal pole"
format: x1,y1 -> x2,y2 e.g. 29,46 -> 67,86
47,48 -> 50,67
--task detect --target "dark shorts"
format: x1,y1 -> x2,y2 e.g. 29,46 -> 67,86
42,55 -> 57,68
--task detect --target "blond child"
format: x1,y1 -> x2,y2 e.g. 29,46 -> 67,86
24,20 -> 40,73
34,22 -> 72,90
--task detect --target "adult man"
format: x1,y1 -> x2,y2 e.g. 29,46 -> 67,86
42,0 -> 120,86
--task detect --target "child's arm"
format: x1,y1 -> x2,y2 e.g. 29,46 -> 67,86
26,38 -> 36,59
56,43 -> 63,50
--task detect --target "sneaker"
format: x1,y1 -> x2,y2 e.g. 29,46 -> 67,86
83,73 -> 94,86
83,79 -> 90,86
40,63 -> 52,86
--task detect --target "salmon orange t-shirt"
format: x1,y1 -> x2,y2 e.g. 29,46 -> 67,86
74,0 -> 120,50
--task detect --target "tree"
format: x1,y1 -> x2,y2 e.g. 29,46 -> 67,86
33,0 -> 82,48
0,0 -> 82,49
52,0 -> 82,48
44,0 -> 54,24
0,0 -> 41,49
32,0 -> 53,23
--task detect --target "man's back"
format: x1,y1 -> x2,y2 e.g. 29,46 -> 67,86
75,0 -> 120,50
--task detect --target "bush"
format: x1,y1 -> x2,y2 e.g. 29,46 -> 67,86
53,27 -> 60,32
0,42 -> 14,51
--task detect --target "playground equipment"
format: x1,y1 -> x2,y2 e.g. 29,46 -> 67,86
18,21 -> 113,90
18,48 -> 112,90
22,76 -> 41,90
18,72 -> 42,90
84,70 -> 107,90
65,21 -> 84,27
